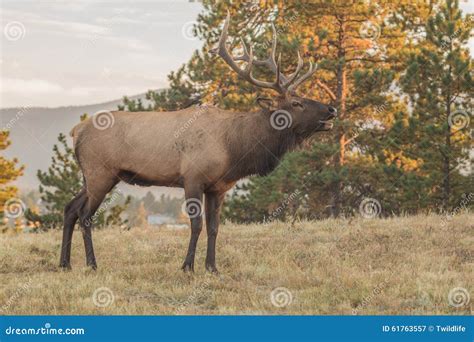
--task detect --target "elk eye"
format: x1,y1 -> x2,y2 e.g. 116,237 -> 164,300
292,101 -> 303,108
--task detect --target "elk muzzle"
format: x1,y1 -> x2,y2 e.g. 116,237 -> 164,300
318,106 -> 337,130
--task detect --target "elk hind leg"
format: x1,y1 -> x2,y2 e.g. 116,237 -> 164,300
59,188 -> 87,269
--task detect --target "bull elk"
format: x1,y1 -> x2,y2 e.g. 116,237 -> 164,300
60,13 -> 337,273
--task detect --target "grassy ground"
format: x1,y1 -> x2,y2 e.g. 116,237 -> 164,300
0,214 -> 472,315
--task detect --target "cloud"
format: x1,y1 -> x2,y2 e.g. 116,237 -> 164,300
2,9 -> 109,39
0,3 -> 202,107
95,16 -> 142,26
2,8 -> 151,51
1,78 -> 64,94
32,18 -> 110,36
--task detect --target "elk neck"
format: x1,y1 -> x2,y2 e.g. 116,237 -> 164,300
223,109 -> 299,181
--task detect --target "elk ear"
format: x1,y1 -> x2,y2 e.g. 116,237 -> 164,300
256,97 -> 277,111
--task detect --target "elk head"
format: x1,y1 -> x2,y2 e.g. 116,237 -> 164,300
211,13 -> 337,136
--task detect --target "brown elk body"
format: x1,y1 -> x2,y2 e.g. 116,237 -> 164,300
60,14 -> 336,273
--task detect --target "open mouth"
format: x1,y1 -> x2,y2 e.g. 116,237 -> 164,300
318,119 -> 334,130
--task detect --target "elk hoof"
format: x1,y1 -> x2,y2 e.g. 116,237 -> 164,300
181,263 -> 194,273
87,262 -> 97,271
59,263 -> 71,270
205,264 -> 219,275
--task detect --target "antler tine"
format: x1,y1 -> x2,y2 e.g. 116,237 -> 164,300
211,13 -> 250,78
209,11 -> 230,55
275,53 -> 281,89
255,24 -> 277,66
211,13 -> 319,95
281,51 -> 304,88
245,42 -> 253,73
270,24 -> 277,66
234,38 -> 251,62
212,12 -> 285,94
287,61 -> 318,93
252,24 -> 288,84
235,22 -> 289,87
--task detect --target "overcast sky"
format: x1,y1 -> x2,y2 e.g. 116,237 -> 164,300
0,0 -> 472,108
0,0 -> 203,108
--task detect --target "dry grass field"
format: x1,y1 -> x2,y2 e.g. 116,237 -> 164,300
0,214 -> 472,315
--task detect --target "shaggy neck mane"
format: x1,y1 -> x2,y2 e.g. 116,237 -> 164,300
223,109 -> 300,181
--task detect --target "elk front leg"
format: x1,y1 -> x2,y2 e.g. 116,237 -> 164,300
182,186 -> 204,272
205,191 -> 225,274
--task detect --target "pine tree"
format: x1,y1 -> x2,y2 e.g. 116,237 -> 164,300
400,0 -> 473,210
224,2 -> 449,219
117,67 -> 199,112
27,132 -> 83,228
218,1 -> 437,220
104,195 -> 131,227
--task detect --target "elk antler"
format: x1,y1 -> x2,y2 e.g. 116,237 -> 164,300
211,12 -> 318,95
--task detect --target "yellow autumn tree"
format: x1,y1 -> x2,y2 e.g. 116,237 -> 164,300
0,130 -> 24,222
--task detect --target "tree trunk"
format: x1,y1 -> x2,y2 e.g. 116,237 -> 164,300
443,43 -> 453,211
332,16 -> 347,218
443,95 -> 451,211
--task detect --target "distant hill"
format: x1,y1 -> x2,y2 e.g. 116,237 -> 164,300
1,92 -> 184,198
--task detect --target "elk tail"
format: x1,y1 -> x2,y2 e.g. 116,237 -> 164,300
69,121 -> 86,148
